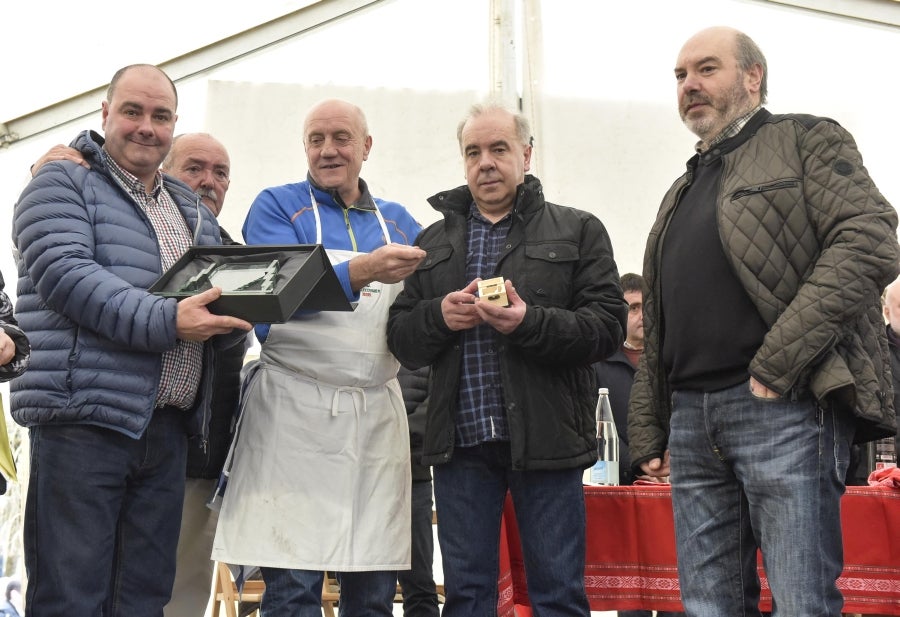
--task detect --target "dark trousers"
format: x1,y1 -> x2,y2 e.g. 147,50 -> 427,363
398,479 -> 439,617
24,408 -> 187,616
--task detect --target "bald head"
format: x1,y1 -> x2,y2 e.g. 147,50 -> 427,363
304,99 -> 369,137
689,27 -> 767,100
302,99 -> 372,205
884,276 -> 900,334
675,26 -> 767,144
162,133 -> 231,216
107,64 -> 178,108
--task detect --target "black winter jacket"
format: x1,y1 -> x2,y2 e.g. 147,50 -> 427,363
885,325 -> 900,464
397,365 -> 432,483
388,175 -> 626,471
0,271 -> 29,383
185,227 -> 248,479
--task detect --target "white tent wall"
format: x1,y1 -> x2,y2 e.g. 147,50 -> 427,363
204,82 -> 480,242
204,82 -> 687,277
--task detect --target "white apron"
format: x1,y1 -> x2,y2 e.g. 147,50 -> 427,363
212,200 -> 411,571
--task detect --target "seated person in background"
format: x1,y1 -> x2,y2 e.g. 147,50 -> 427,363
594,273 -> 684,617
593,272 -> 646,486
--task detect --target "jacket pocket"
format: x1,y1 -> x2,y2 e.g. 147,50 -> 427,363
519,241 -> 579,305
418,245 -> 452,271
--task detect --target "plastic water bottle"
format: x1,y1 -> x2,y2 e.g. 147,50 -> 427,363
584,388 -> 619,485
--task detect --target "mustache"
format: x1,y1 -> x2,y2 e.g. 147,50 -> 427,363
196,187 -> 219,205
684,93 -> 711,107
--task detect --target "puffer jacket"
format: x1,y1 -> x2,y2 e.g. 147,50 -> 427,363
11,130 -> 226,439
388,175 -> 626,471
629,110 -> 900,468
0,271 -> 30,382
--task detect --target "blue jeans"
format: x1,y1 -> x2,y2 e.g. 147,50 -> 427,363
397,479 -> 439,617
668,381 -> 853,617
260,568 -> 397,617
24,407 -> 187,617
433,441 -> 590,617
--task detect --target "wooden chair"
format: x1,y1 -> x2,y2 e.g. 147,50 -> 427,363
209,563 -> 345,617
321,572 -> 341,617
211,561 -> 266,617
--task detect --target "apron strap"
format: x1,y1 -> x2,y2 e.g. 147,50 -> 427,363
309,186 -> 392,246
332,386 -> 367,417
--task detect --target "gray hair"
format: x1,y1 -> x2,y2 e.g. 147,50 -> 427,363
456,101 -> 532,152
735,31 -> 768,104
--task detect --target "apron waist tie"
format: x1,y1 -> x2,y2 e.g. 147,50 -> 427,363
331,386 -> 368,417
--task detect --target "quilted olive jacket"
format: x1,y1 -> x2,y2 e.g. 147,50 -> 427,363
629,109 -> 900,469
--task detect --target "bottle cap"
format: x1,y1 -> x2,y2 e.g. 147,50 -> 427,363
598,387 -> 609,394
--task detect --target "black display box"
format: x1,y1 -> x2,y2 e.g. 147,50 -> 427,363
149,244 -> 354,323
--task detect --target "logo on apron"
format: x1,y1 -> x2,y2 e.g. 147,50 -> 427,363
360,284 -> 382,298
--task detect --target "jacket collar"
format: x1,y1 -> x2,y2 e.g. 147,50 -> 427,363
70,129 -> 210,241
427,174 -> 546,220
73,130 -> 107,171
697,108 -> 772,164
887,323 -> 900,349
604,346 -> 634,367
306,173 -> 376,211
71,129 -> 196,200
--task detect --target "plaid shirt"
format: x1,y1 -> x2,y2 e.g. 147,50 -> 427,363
456,203 -> 512,447
696,105 -> 763,153
106,152 -> 203,410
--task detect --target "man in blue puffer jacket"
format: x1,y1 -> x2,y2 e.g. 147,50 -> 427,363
11,64 -> 252,616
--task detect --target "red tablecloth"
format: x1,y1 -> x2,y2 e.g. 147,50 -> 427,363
498,514 -> 517,617
501,484 -> 900,615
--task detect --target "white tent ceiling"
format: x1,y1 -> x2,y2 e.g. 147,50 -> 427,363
3,0 -> 900,147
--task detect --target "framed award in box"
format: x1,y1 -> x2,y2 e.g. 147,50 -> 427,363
149,244 -> 353,323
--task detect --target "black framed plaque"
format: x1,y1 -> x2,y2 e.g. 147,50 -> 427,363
149,244 -> 354,323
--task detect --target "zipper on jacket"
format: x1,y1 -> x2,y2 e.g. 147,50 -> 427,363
731,179 -> 799,201
343,207 -> 359,252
